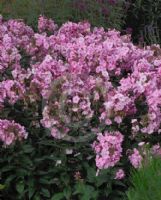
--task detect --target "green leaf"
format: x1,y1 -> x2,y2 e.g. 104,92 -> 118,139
5,174 -> 16,186
86,166 -> 96,183
74,182 -> 97,200
95,169 -> 111,187
33,193 -> 41,200
16,181 -> 25,194
22,144 -> 34,153
1,166 -> 15,173
51,193 -> 64,200
0,184 -> 5,190
114,180 -> 126,187
39,178 -> 50,185
16,168 -> 30,177
28,179 -> 35,199
41,188 -> 50,198
63,187 -> 71,199
60,173 -> 70,185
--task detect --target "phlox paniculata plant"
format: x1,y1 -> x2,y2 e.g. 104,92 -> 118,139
0,15 -> 161,199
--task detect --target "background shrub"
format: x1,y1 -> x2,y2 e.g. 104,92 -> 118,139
126,0 -> 161,45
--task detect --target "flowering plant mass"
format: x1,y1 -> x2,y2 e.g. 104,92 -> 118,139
0,15 -> 161,199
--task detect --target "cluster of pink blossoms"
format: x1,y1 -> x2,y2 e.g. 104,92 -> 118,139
92,131 -> 124,169
151,144 -> 161,156
0,80 -> 25,107
0,16 -> 32,144
0,119 -> 28,146
0,15 -> 161,171
38,15 -> 58,33
128,148 -> 143,168
114,169 -> 125,180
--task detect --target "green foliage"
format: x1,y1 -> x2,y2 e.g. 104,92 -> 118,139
0,0 -> 41,27
126,157 -> 161,200
0,129 -> 126,199
0,0 -> 126,30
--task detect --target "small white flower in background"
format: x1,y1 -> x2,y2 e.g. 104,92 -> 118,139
131,119 -> 137,123
138,142 -> 145,146
65,148 -> 73,155
96,169 -> 100,176
86,155 -> 93,160
55,160 -> 62,166
74,152 -> 81,157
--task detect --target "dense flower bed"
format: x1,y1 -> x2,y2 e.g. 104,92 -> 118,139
0,15 -> 161,199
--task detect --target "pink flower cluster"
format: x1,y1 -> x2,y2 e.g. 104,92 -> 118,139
0,80 -> 25,107
92,131 -> 124,169
151,144 -> 161,157
128,148 -> 143,168
38,15 -> 58,33
0,119 -> 28,146
114,169 -> 125,180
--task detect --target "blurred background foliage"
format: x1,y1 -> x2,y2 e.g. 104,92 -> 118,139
0,0 -> 126,30
1,0 -> 161,45
125,0 -> 161,45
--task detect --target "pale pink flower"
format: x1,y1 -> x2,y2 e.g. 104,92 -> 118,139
0,119 -> 28,146
114,169 -> 125,180
129,148 -> 142,168
92,131 -> 124,169
73,96 -> 80,104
